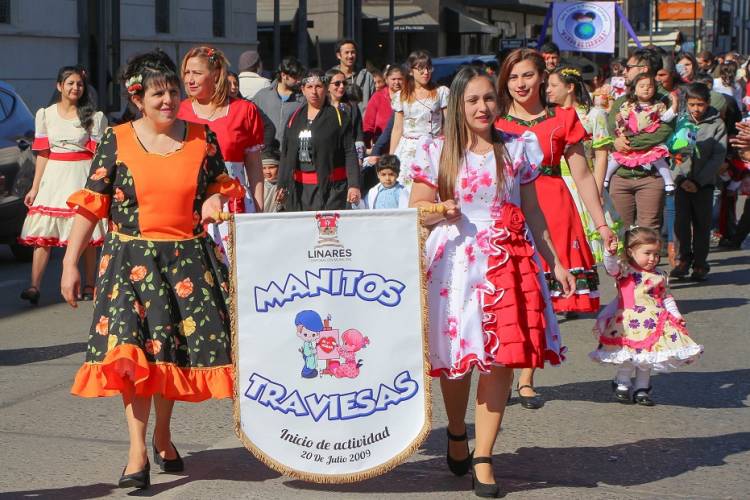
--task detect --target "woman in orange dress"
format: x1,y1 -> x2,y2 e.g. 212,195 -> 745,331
61,50 -> 242,490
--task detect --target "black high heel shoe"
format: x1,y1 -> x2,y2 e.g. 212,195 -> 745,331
153,440 -> 184,473
118,459 -> 150,489
471,456 -> 499,498
516,384 -> 544,410
446,428 -> 471,476
20,287 -> 40,305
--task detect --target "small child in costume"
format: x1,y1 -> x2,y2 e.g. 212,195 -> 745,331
363,154 -> 409,209
605,73 -> 679,193
590,227 -> 703,406
262,148 -> 281,213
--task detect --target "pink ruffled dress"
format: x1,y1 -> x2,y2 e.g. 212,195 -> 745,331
412,131 -> 565,379
611,101 -> 674,168
590,255 -> 703,371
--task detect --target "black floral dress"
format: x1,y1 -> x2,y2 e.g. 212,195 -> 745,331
67,121 -> 243,401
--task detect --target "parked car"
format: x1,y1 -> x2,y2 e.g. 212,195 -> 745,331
431,55 -> 498,86
0,81 -> 35,261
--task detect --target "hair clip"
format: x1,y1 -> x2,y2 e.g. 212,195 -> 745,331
560,68 -> 581,78
206,47 -> 218,65
125,74 -> 143,95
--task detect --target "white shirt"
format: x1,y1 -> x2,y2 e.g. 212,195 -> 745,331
238,71 -> 271,99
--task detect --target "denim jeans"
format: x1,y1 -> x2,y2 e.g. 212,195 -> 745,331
663,193 -> 675,243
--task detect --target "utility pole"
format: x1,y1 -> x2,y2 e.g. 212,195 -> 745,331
618,0 -> 629,58
273,0 -> 281,70
298,0 -> 308,67
388,0 -> 395,63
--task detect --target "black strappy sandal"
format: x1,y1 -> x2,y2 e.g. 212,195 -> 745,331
633,387 -> 655,406
20,287 -> 40,305
611,380 -> 633,404
471,456 -> 500,498
81,285 -> 95,301
446,428 -> 471,476
516,384 -> 544,409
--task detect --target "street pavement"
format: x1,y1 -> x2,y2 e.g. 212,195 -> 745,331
1,244 -> 748,499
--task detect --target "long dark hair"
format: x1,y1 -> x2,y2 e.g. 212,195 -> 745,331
496,49 -> 546,116
550,66 -> 592,111
401,50 -> 436,102
439,66 -> 506,201
51,66 -> 96,133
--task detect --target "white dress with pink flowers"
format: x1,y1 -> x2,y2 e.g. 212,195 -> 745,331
413,131 -> 566,379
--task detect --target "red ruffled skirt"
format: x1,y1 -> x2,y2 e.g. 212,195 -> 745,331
480,215 -> 549,369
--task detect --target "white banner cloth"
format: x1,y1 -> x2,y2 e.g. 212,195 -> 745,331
552,1 -> 616,53
231,209 -> 430,483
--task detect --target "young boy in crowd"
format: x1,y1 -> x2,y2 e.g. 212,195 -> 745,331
670,83 -> 728,281
262,149 -> 281,213
364,155 -> 409,209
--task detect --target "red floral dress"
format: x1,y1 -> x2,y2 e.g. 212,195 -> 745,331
495,107 -> 600,313
67,122 -> 243,401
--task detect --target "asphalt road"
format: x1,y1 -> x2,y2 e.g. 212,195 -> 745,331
1,244 -> 748,499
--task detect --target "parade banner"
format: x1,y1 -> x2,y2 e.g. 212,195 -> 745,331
552,1 -> 616,53
230,209 -> 431,483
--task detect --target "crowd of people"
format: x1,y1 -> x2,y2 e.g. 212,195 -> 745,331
14,39 -> 750,495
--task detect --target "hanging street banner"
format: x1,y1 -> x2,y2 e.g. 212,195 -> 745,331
552,1 -> 616,53
230,209 -> 431,483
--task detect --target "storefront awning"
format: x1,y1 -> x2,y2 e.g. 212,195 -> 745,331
628,30 -> 683,48
362,4 -> 439,32
445,7 -> 501,35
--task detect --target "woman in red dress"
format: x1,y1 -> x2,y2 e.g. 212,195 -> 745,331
494,49 -> 617,408
178,46 -> 264,256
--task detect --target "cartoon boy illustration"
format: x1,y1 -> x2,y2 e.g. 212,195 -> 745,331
295,310 -> 323,378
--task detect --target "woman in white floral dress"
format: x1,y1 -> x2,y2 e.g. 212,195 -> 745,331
409,66 -> 575,496
390,50 -> 449,190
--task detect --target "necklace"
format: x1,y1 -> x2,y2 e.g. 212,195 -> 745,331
469,144 -> 493,155
193,100 -> 225,120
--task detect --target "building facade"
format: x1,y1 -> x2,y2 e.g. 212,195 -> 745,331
0,0 -> 258,113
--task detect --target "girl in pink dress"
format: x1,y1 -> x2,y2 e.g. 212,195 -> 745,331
410,66 -> 575,497
606,72 -> 679,193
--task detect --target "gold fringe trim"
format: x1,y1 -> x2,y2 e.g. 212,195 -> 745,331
230,210 -> 433,483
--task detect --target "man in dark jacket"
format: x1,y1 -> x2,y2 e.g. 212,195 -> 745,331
252,57 -> 306,151
607,48 -> 676,230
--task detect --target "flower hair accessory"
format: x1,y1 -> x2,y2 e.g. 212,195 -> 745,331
125,74 -> 143,95
560,67 -> 582,78
206,47 -> 218,65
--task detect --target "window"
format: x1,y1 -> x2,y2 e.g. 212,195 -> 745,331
155,0 -> 170,34
0,0 -> 11,24
213,0 -> 225,37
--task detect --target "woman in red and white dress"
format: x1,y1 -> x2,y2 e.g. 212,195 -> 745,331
410,66 -> 575,496
178,46 -> 264,256
19,66 -> 107,305
493,49 -> 617,410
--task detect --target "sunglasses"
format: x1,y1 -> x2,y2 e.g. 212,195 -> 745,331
330,80 -> 346,87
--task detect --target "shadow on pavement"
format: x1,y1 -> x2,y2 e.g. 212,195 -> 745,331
3,431 -> 748,498
0,342 -> 87,366
673,297 -> 749,313
542,369 -> 750,408
283,432 -> 750,495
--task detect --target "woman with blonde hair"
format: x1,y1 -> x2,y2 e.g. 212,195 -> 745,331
410,65 -> 575,497
178,46 -> 264,257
